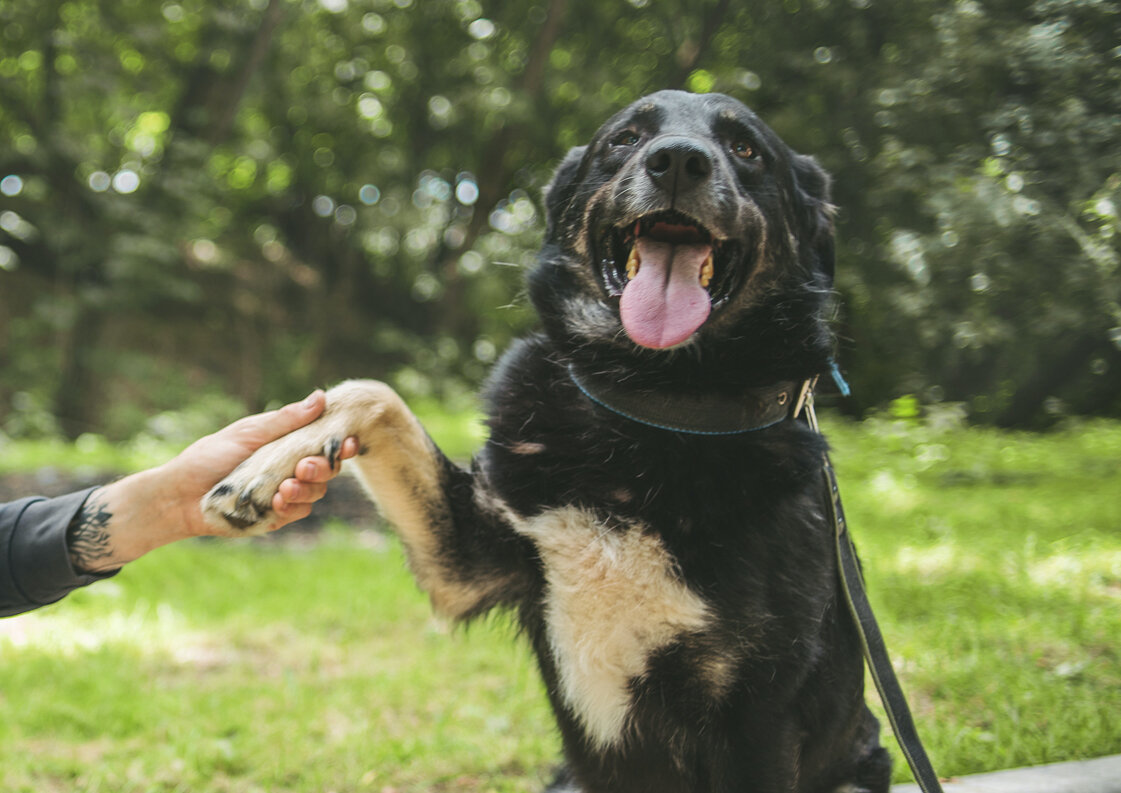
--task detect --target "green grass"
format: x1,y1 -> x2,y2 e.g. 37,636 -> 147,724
2,415 -> 1120,791
824,416 -> 1121,781
0,531 -> 557,793
0,433 -> 171,477
0,398 -> 487,476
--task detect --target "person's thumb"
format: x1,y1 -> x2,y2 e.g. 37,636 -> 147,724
233,390 -> 326,450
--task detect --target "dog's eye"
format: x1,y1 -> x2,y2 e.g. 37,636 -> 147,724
730,140 -> 758,161
611,131 -> 641,147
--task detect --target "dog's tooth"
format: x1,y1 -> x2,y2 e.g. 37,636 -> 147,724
699,253 -> 714,288
626,245 -> 640,280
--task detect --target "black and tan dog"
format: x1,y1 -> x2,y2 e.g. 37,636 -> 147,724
203,90 -> 892,793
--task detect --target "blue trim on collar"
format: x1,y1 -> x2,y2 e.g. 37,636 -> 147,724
829,359 -> 852,397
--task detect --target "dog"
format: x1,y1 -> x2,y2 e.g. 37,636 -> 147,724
203,90 -> 892,793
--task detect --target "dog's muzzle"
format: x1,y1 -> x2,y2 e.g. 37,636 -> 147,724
587,135 -> 758,349
594,209 -> 749,350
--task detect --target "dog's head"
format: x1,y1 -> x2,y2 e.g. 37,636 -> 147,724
530,90 -> 836,383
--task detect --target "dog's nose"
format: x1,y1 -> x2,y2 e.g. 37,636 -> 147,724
645,137 -> 713,194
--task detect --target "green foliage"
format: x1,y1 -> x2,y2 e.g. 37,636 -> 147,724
2,419 -> 1120,790
1,0 -> 1119,437
848,0 -> 1121,425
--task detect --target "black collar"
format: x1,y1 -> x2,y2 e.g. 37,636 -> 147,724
568,364 -> 803,435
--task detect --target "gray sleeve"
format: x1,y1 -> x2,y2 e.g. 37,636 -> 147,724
1,488 -> 119,618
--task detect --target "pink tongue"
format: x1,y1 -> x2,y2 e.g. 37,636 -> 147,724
620,239 -> 712,349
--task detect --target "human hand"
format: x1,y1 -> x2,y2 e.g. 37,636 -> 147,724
162,390 -> 360,536
74,392 -> 360,572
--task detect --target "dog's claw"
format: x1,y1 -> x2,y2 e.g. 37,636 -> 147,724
235,483 -> 256,510
201,431 -> 355,535
223,511 -> 260,531
325,438 -> 342,470
201,474 -> 272,535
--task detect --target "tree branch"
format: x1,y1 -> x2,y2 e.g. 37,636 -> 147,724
428,0 -> 571,336
209,0 -> 287,145
666,0 -> 732,90
169,0 -> 286,146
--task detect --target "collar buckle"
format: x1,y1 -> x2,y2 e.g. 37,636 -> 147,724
792,376 -> 819,431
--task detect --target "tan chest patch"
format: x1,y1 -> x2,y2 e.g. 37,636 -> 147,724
516,507 -> 713,750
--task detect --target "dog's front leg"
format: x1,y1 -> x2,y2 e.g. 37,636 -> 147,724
203,380 -> 530,620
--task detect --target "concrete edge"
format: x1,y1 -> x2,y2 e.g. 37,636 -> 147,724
892,754 -> 1121,793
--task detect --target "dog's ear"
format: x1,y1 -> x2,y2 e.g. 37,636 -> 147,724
542,146 -> 587,239
791,153 -> 836,287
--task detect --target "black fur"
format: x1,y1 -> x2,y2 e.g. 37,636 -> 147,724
439,91 -> 889,792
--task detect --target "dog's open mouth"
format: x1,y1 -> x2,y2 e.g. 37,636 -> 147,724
596,211 -> 744,349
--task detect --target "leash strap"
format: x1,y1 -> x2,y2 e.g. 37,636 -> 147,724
825,452 -> 945,793
802,393 -> 944,793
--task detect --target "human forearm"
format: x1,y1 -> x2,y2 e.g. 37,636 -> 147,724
65,468 -> 186,574
1,491 -> 113,616
4,392 -> 355,617
65,394 -> 359,574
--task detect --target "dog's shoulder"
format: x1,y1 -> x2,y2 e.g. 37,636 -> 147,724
481,332 -> 559,409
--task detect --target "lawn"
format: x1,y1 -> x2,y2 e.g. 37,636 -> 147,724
1,413 -> 1119,791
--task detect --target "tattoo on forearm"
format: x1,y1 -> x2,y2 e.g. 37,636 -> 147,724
67,490 -> 117,574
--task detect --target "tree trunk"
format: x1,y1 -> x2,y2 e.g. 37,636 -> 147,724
430,0 -> 571,339
665,0 -> 732,90
170,0 -> 286,145
995,334 -> 1102,428
54,307 -> 104,439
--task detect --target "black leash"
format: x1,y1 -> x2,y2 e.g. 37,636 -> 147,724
570,363 -> 945,791
798,382 -> 945,793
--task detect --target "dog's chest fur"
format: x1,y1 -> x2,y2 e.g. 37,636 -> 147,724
514,506 -> 726,750
482,359 -> 811,753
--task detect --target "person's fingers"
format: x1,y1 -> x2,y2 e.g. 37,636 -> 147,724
277,478 -> 328,504
226,390 -> 327,451
341,436 -> 361,460
294,437 -> 360,481
271,495 -> 313,525
294,458 -> 326,482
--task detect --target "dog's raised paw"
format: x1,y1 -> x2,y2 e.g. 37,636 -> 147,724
201,434 -> 350,536
202,473 -> 281,536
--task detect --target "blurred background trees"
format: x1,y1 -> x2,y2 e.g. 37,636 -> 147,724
1,0 -> 1118,440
